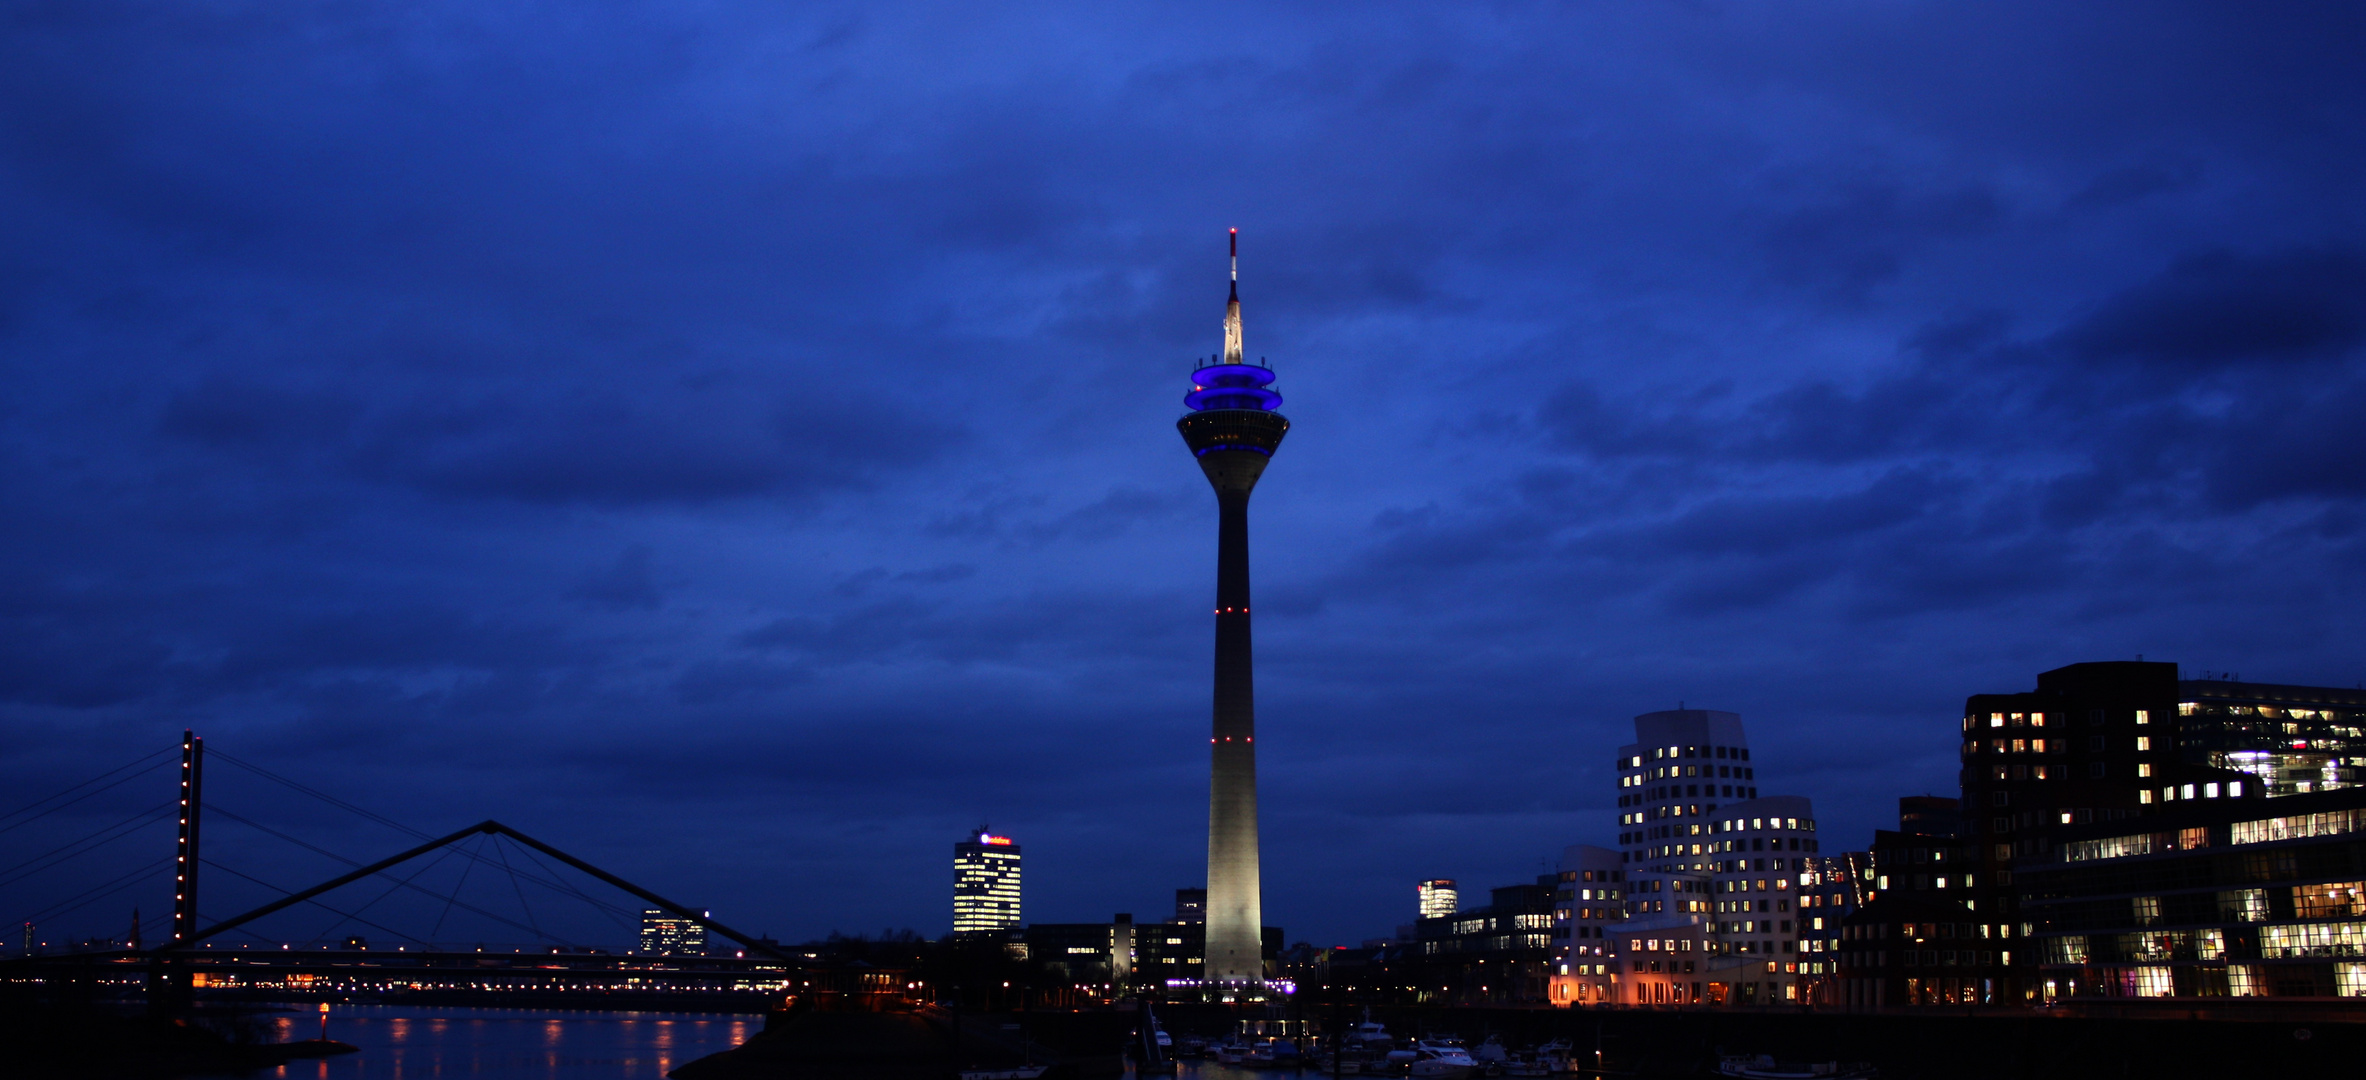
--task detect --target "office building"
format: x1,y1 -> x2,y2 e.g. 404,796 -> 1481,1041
1696,795 -> 1824,1004
1417,879 -> 1459,920
1592,708 -> 1830,1005
1173,888 -> 1206,926
1177,230 -> 1290,994
1616,709 -> 1758,874
1414,876 -> 1559,1005
2022,785 -> 2366,1003
1898,795 -> 1962,838
1550,845 -> 1626,1005
953,829 -> 1022,936
1024,915 -> 1134,994
1837,800 -> 2000,1008
1960,661 -> 2360,1002
639,909 -> 708,956
1794,851 -> 1871,1004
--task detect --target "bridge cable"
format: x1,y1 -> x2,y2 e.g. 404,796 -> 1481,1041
428,832 -> 482,941
204,806 -> 576,947
207,751 -> 634,917
0,751 -> 175,836
490,835 -> 546,942
305,842 -> 465,946
197,858 -> 430,947
208,750 -> 429,839
0,801 -> 176,890
8,856 -> 173,932
503,837 -> 640,935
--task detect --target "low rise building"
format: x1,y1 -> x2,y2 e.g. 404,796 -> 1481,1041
2020,784 -> 2366,1004
1414,876 -> 1558,1004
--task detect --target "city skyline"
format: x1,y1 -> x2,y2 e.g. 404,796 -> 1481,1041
5,3 -> 2365,950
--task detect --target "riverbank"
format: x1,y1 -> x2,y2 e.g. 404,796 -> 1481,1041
0,994 -> 348,1078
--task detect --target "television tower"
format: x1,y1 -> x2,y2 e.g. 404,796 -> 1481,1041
1177,229 -> 1288,994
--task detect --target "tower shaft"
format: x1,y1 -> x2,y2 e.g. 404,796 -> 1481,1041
1205,484 -> 1262,983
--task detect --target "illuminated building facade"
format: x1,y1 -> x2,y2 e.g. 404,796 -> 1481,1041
1417,879 -> 1459,920
1837,806 -> 2001,1009
1414,876 -> 1559,1004
1958,660 -> 2353,1002
1793,851 -> 1870,1004
2021,785 -> 2366,1004
638,908 -> 709,956
1616,709 -> 1756,876
1550,845 -> 1625,1005
953,830 -> 1022,936
2178,678 -> 2365,796
1177,230 -> 1289,994
1697,795 -> 1823,1004
1593,708 -> 1834,1006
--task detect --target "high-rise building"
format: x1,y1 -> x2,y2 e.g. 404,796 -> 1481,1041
1177,230 -> 1289,995
1600,708 -> 1827,1006
1173,888 -> 1207,926
1615,709 -> 1756,875
639,909 -> 708,955
1417,879 -> 1459,920
953,829 -> 1023,936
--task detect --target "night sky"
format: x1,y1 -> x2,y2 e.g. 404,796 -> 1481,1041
6,3 -> 2365,951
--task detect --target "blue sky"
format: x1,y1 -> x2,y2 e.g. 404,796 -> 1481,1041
5,1 -> 2364,948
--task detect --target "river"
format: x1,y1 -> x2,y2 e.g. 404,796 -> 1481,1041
249,1005 -> 758,1080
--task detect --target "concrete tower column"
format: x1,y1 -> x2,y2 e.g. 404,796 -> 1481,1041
1177,229 -> 1288,994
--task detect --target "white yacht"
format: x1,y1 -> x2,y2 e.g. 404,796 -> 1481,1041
1408,1039 -> 1477,1079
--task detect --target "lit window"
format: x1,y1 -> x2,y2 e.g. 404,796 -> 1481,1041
2136,737 -> 2151,751
2135,710 -> 2150,725
2138,763 -> 2152,778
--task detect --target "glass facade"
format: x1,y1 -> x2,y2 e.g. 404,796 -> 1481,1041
637,908 -> 708,956
952,831 -> 1022,936
1417,879 -> 1459,920
2178,682 -> 2366,796
2022,788 -> 2366,1001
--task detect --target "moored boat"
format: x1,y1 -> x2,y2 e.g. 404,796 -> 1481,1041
1408,1039 -> 1476,1080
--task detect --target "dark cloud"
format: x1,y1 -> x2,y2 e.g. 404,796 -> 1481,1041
568,545 -> 664,609
2055,247 -> 2366,369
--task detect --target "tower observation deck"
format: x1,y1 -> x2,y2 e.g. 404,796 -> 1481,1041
1178,229 -> 1287,996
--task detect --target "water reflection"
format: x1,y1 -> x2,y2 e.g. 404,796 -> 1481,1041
260,1005 -> 754,1079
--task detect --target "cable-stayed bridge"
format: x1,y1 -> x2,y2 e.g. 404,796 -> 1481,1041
0,732 -> 914,1012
